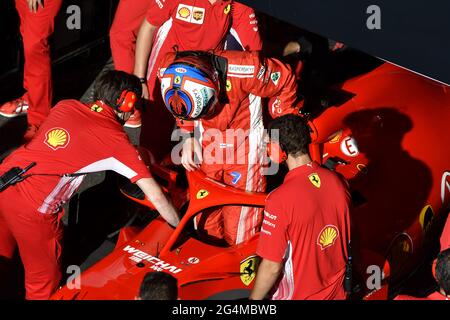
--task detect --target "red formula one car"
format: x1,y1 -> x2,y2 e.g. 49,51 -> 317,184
52,165 -> 266,300
51,62 -> 449,300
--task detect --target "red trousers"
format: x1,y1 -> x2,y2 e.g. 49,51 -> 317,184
109,0 -> 151,73
109,0 -> 175,161
195,132 -> 266,245
0,186 -> 63,300
15,0 -> 62,126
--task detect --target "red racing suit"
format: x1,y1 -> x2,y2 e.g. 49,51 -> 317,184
15,0 -> 62,126
110,0 -> 152,73
0,100 -> 151,299
140,0 -> 262,161
158,51 -> 299,245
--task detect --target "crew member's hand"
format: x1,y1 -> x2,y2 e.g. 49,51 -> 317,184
181,137 -> 203,171
27,0 -> 44,13
141,83 -> 149,100
283,41 -> 301,57
136,178 -> 180,227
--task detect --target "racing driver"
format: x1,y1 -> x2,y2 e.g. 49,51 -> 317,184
158,50 -> 301,245
134,0 -> 262,158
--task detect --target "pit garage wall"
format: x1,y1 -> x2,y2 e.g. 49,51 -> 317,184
240,0 -> 450,86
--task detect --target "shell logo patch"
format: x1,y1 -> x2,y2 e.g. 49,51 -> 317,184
176,4 -> 205,24
308,173 -> 321,188
224,4 -> 231,14
240,256 -> 260,286
196,189 -> 209,199
178,6 -> 191,19
317,225 -> 339,250
226,79 -> 232,92
45,128 -> 70,150
90,104 -> 103,113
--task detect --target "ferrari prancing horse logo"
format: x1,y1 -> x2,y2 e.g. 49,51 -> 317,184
224,4 -> 231,14
308,173 -> 321,188
240,256 -> 260,286
196,189 -> 209,199
226,79 -> 232,92
90,104 -> 103,113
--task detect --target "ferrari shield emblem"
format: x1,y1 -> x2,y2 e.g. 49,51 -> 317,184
196,189 -> 209,199
174,75 -> 181,85
308,173 -> 321,188
226,79 -> 232,91
90,104 -> 103,113
240,256 -> 260,286
224,4 -> 231,14
419,205 -> 434,234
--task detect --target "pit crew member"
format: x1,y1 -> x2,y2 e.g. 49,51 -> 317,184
250,115 -> 351,300
110,0 -> 152,74
158,50 -> 300,245
109,0 -> 152,128
0,0 -> 62,141
395,248 -> 450,300
137,271 -> 179,300
0,71 -> 179,300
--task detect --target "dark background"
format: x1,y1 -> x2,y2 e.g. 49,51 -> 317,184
240,0 -> 450,85
0,0 -> 118,106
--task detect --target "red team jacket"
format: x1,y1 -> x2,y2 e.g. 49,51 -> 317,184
146,0 -> 262,98
257,162 -> 351,300
0,100 -> 151,214
146,0 -> 261,51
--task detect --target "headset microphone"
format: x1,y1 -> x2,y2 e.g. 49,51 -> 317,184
116,90 -> 137,113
